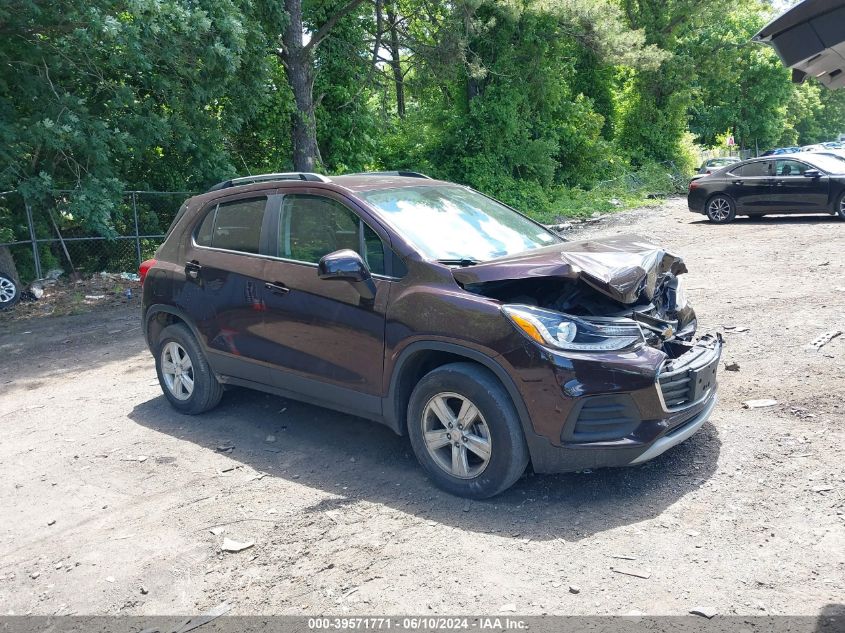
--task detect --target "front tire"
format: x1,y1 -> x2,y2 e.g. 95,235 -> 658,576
155,324 -> 223,414
0,271 -> 20,311
407,363 -> 529,498
705,195 -> 736,224
836,192 -> 845,220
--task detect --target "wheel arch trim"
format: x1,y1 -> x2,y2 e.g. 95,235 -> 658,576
385,341 -> 540,447
143,304 -> 204,350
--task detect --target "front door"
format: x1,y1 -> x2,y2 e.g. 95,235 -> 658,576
769,158 -> 830,212
260,192 -> 392,417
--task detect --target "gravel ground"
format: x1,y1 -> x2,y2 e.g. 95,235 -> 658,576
0,198 -> 843,617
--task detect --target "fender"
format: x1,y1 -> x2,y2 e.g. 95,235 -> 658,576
384,341 -> 542,448
143,303 -> 205,351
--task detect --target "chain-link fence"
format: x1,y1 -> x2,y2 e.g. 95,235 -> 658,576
0,190 -> 195,283
590,160 -> 692,198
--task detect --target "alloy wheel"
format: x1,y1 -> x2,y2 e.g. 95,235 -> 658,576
708,197 -> 731,222
0,276 -> 15,304
421,392 -> 492,479
161,341 -> 195,400
840,196 -> 845,217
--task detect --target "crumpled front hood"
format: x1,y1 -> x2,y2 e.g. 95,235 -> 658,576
451,234 -> 687,304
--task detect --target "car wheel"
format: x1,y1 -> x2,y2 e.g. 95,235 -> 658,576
155,323 -> 223,414
0,271 -> 20,311
407,362 -> 529,498
705,195 -> 736,223
836,192 -> 845,220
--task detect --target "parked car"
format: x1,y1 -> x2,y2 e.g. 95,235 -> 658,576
697,157 -> 740,174
761,147 -> 800,156
141,171 -> 722,497
0,270 -> 20,310
812,149 -> 845,163
688,153 -> 845,223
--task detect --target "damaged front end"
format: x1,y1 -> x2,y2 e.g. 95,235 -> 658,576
453,234 -> 698,351
451,235 -> 721,472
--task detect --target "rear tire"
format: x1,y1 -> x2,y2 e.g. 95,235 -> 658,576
155,324 -> 223,414
407,362 -> 529,498
705,195 -> 736,224
0,271 -> 20,311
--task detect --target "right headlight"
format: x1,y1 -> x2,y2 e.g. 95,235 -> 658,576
501,304 -> 644,352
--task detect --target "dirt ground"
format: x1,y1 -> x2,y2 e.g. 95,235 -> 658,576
0,198 -> 843,617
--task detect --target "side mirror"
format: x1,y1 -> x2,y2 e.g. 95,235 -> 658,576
318,249 -> 376,301
804,169 -> 822,178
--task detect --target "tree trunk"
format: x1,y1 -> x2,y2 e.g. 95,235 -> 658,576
0,246 -> 19,282
386,2 -> 405,118
281,0 -> 321,172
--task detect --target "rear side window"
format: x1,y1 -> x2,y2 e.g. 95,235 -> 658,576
280,194 -> 390,276
194,198 -> 266,254
733,162 -> 770,177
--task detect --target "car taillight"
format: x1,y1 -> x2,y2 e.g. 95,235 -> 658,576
139,259 -> 156,286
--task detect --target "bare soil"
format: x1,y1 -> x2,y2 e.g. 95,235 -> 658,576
0,198 -> 843,617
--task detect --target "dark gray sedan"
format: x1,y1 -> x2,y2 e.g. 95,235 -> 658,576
687,153 -> 845,223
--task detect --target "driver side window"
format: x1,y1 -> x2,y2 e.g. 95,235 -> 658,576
775,159 -> 808,176
280,194 -> 387,275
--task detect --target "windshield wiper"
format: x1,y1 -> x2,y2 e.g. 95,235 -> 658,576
437,257 -> 482,267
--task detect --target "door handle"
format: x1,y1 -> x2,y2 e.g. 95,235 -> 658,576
732,180 -> 743,185
264,281 -> 290,295
775,180 -> 785,186
185,261 -> 202,279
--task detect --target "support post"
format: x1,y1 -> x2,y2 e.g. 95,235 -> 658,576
24,202 -> 42,280
131,192 -> 142,268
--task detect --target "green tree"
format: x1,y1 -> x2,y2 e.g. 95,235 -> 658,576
687,1 -> 792,152
0,0 -> 282,236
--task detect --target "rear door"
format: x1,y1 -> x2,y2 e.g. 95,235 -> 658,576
180,192 -> 277,383
260,190 -> 396,417
769,158 -> 830,212
725,160 -> 773,212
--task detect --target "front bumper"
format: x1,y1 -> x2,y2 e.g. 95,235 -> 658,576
507,334 -> 722,474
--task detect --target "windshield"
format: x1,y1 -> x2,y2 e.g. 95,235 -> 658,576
358,185 -> 560,262
805,154 -> 845,174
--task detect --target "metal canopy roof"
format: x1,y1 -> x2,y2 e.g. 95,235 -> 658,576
753,0 -> 845,89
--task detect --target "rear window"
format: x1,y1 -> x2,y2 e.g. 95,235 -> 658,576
194,198 -> 266,254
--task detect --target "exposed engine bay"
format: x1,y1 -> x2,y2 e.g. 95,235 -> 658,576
451,235 -> 698,352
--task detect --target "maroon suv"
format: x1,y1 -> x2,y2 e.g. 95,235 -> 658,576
140,172 -> 721,498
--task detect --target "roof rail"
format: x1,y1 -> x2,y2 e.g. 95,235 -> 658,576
346,171 -> 432,179
207,172 -> 330,192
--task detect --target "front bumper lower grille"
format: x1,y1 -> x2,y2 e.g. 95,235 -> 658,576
658,335 -> 721,410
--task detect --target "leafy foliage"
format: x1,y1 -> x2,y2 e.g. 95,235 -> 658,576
2,0 -> 845,253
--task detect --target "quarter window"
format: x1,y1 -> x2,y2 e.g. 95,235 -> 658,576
280,194 -> 388,276
195,198 -> 266,254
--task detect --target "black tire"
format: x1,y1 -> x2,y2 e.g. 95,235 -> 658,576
0,270 -> 20,311
836,192 -> 845,220
407,362 -> 529,499
154,323 -> 223,414
705,194 -> 736,224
